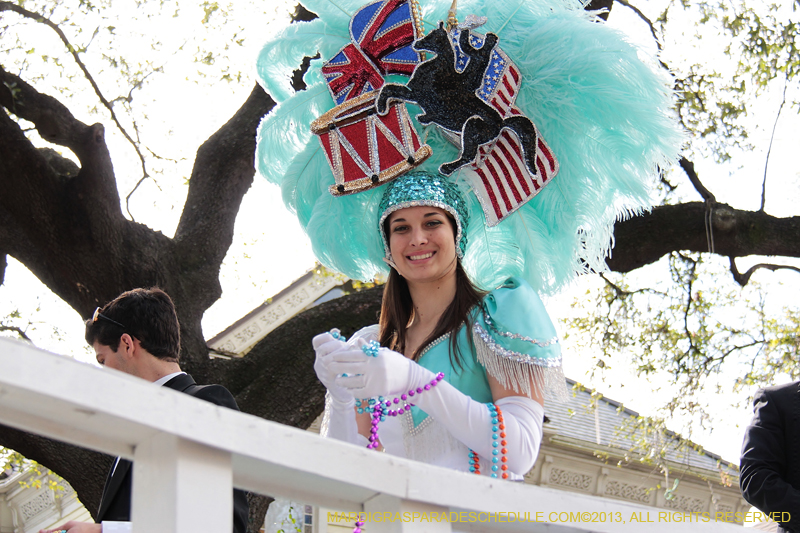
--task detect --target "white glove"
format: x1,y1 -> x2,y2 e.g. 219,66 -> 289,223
329,338 -> 434,398
330,337 -> 544,474
495,397 -> 544,474
313,331 -> 366,445
312,331 -> 352,404
412,381 -> 544,476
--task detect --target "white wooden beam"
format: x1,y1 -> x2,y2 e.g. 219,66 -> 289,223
0,339 -> 747,533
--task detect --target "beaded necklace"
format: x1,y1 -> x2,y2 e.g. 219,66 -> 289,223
356,372 -> 446,449
469,403 -> 508,478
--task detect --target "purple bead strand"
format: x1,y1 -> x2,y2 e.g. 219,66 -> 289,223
366,372 -> 444,450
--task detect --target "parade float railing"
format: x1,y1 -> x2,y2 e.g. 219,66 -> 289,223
0,338 -> 745,533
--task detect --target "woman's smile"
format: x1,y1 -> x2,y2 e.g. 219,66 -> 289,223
388,206 -> 457,283
407,251 -> 435,261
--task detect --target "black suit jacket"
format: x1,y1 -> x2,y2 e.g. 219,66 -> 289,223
96,373 -> 249,533
740,381 -> 800,533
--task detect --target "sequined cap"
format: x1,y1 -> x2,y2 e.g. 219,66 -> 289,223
378,172 -> 469,261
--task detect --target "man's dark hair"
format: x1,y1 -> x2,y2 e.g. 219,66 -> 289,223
85,287 -> 181,362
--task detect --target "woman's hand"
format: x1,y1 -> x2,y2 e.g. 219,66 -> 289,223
329,338 -> 432,398
312,331 -> 352,403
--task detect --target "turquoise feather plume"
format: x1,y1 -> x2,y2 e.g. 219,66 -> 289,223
255,0 -> 684,292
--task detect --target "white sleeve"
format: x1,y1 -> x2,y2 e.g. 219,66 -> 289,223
102,521 -> 131,533
409,364 -> 544,475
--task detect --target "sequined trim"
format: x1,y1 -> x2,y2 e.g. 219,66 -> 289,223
472,323 -> 566,399
403,406 -> 435,436
419,332 -> 451,358
481,306 -> 560,348
472,323 -> 560,367
406,332 -> 450,434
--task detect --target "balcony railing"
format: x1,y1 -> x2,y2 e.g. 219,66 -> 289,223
0,338 -> 745,532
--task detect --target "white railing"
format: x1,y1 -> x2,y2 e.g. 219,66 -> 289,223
0,338 -> 744,533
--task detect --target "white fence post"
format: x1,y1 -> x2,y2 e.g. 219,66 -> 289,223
132,432 -> 232,533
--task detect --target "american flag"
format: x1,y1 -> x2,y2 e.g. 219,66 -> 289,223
453,30 -> 559,226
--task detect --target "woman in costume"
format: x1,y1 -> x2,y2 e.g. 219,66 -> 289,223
313,171 -> 562,478
255,0 -> 683,486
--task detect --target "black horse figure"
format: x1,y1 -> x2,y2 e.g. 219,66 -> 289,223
376,21 -> 540,177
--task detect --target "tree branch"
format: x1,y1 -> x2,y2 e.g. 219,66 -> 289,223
678,158 -> 719,254
600,272 -> 628,296
1,65 -> 96,153
600,272 -> 667,298
761,78 -> 788,212
679,157 -> 716,204
124,173 -> 163,222
0,66 -> 120,214
0,2 -> 149,189
0,105 -> 74,246
678,253 -> 699,361
0,325 -> 31,341
613,0 -> 659,49
172,84 -> 275,319
169,4 -> 311,335
0,203 -> 52,294
0,64 -> 274,366
729,257 -> 800,287
607,203 -> 800,272
0,81 -> 172,322
0,72 -> 135,306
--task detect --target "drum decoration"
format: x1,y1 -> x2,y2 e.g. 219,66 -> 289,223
311,91 -> 433,196
314,0 -> 432,196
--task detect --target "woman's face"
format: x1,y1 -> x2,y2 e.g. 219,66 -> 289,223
387,206 -> 457,283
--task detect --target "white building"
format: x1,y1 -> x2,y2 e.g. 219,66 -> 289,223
0,467 -> 90,533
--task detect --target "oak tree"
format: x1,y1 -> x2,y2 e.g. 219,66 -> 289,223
0,0 -> 797,528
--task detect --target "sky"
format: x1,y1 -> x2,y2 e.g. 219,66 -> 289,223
1,0 -> 798,469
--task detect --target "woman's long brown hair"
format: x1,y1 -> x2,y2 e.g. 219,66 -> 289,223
378,260 -> 485,369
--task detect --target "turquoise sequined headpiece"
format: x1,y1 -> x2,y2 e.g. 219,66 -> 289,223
378,172 -> 469,262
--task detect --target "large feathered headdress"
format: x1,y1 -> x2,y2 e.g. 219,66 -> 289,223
255,0 -> 683,293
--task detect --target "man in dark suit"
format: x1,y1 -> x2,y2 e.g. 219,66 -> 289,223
41,288 -> 249,533
740,381 -> 800,533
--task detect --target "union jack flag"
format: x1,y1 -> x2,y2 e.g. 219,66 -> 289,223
452,30 -> 559,226
322,0 -> 421,105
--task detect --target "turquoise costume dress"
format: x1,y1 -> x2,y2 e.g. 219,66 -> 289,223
321,277 -> 564,478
